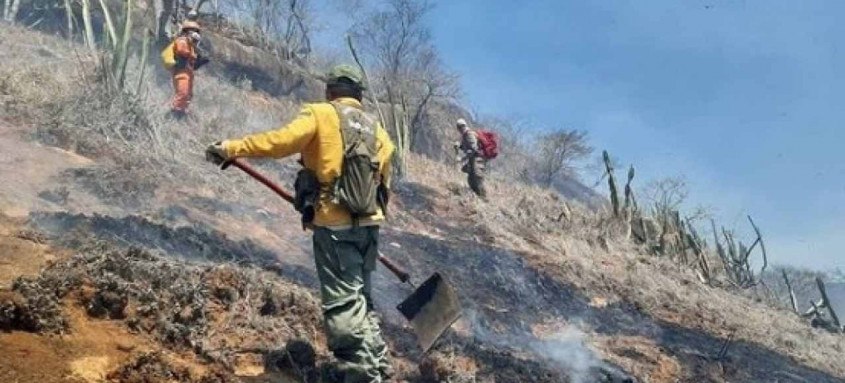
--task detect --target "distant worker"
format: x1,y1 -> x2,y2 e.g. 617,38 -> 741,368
454,118 -> 498,200
163,20 -> 208,118
205,65 -> 395,382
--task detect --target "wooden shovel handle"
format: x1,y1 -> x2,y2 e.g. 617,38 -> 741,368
378,254 -> 410,283
223,158 -> 412,283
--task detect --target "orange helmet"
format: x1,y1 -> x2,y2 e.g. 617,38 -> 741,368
180,21 -> 201,32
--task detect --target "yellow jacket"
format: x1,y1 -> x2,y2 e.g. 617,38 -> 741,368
223,97 -> 395,229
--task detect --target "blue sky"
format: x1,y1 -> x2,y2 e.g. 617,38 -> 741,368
316,0 -> 845,271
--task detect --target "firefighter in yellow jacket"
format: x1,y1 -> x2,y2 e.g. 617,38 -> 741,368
205,65 -> 395,382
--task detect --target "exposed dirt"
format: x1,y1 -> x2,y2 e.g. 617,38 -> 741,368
0,214 -> 61,289
0,221 -> 323,383
0,299 -> 156,383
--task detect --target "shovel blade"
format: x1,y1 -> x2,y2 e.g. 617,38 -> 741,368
397,272 -> 461,353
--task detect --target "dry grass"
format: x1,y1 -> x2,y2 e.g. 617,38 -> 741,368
0,23 -> 305,212
405,153 -> 845,378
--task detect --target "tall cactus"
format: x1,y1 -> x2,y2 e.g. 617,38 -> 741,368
63,0 -> 74,41
623,165 -> 637,216
603,150 -> 619,217
81,0 -> 97,53
685,218 -> 711,283
99,0 -> 117,47
92,0 -> 144,93
3,0 -> 21,24
712,215 -> 767,288
135,29 -> 151,95
114,0 -> 134,89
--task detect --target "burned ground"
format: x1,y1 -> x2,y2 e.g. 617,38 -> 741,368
380,212 -> 844,383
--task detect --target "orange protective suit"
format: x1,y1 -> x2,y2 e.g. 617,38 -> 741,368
170,36 -> 197,113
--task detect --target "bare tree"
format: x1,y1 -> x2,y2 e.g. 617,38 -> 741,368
406,48 -> 459,152
220,0 -> 313,61
351,0 -> 456,179
643,176 -> 689,217
534,129 -> 592,187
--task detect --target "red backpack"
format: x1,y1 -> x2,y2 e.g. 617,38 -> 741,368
475,129 -> 499,159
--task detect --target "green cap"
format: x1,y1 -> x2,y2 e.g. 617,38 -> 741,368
327,64 -> 366,90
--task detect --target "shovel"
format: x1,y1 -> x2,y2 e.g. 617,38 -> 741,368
222,158 -> 461,353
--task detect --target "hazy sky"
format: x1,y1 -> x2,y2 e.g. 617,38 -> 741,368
316,0 -> 845,271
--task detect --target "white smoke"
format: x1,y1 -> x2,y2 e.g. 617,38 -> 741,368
529,326 -> 602,383
463,309 -> 611,383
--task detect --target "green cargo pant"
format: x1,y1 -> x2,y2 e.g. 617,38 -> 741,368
313,226 -> 390,383
463,156 -> 487,199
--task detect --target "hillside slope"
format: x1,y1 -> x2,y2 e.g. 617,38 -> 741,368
1,23 -> 844,383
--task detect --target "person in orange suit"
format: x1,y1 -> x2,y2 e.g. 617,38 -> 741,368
170,21 -> 203,118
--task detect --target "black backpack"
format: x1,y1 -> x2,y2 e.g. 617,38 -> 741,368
331,102 -> 381,220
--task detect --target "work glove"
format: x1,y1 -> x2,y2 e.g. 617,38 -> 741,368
205,141 -> 229,166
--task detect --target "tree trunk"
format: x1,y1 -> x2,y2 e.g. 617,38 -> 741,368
409,84 -> 433,152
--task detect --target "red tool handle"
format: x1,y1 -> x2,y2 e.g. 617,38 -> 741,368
222,158 -> 411,283
222,159 -> 294,204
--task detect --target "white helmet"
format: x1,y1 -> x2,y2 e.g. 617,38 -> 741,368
456,118 -> 468,127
